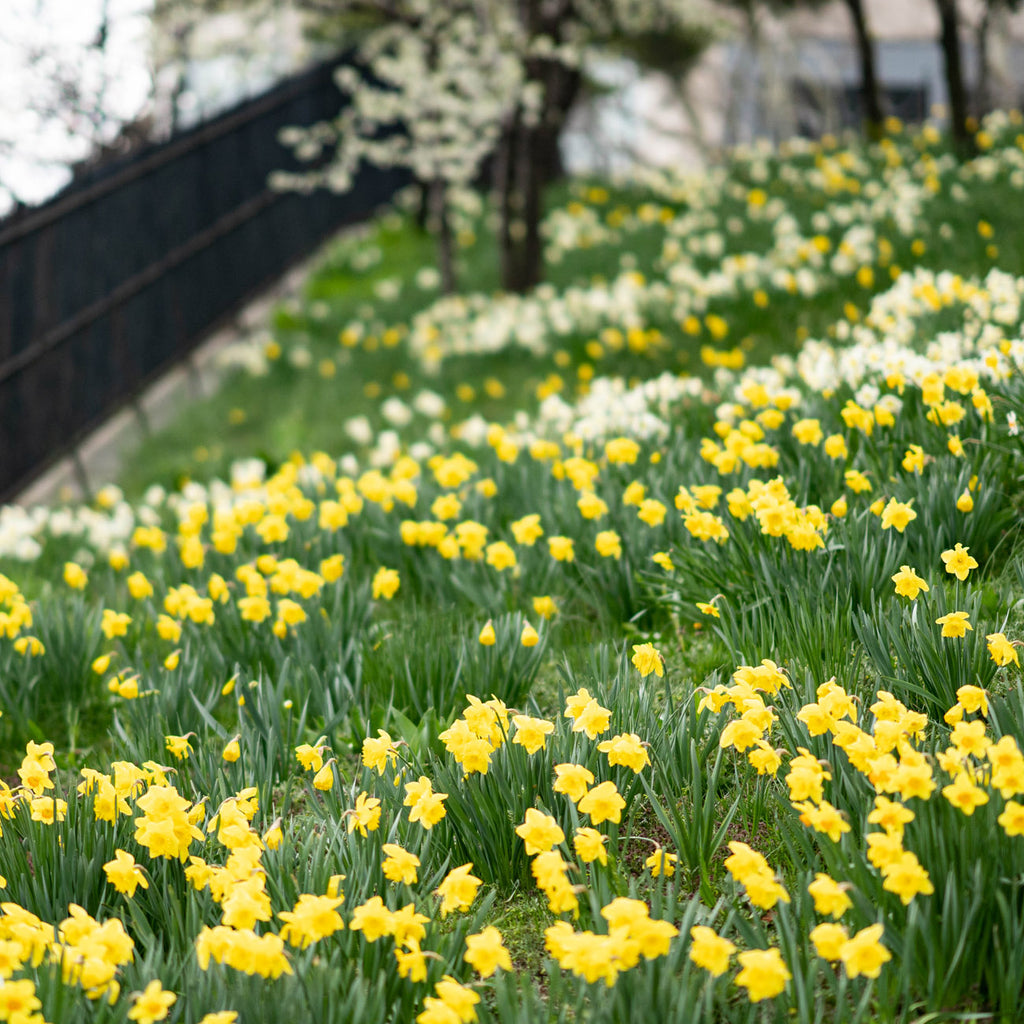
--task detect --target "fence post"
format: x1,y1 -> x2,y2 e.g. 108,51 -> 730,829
70,446 -> 92,502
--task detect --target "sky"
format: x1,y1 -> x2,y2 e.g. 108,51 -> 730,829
0,0 -> 154,215
0,0 -> 326,218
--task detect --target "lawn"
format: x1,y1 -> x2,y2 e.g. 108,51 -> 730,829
0,113 -> 1022,1024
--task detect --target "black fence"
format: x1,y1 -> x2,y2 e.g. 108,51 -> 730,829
0,54 -> 407,502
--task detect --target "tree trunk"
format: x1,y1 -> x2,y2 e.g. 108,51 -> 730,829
414,181 -> 430,232
495,115 -> 519,292
495,115 -> 543,296
496,58 -> 580,294
935,0 -> 973,158
493,0 -> 580,294
497,124 -> 552,294
429,178 -> 457,295
974,0 -> 1004,119
515,123 -> 546,294
842,0 -> 885,139
168,18 -> 196,135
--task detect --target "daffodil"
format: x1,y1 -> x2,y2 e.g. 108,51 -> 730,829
464,927 -> 512,977
436,864 -> 482,916
891,565 -> 929,599
941,542 -> 978,581
936,611 -> 972,638
688,926 -> 736,976
735,948 -> 791,1002
128,981 -> 176,1024
631,642 -> 663,677
104,850 -> 149,898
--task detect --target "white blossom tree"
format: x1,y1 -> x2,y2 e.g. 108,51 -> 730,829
272,0 -> 720,293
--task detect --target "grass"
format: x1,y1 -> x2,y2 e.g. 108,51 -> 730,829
491,891 -> 555,979
0,117 -> 1023,1023
117,140 -> 1024,496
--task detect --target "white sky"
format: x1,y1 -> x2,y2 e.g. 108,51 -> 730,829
0,0 -> 319,217
0,0 -> 155,214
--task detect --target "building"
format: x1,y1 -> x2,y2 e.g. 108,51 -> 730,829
564,0 -> 1024,173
